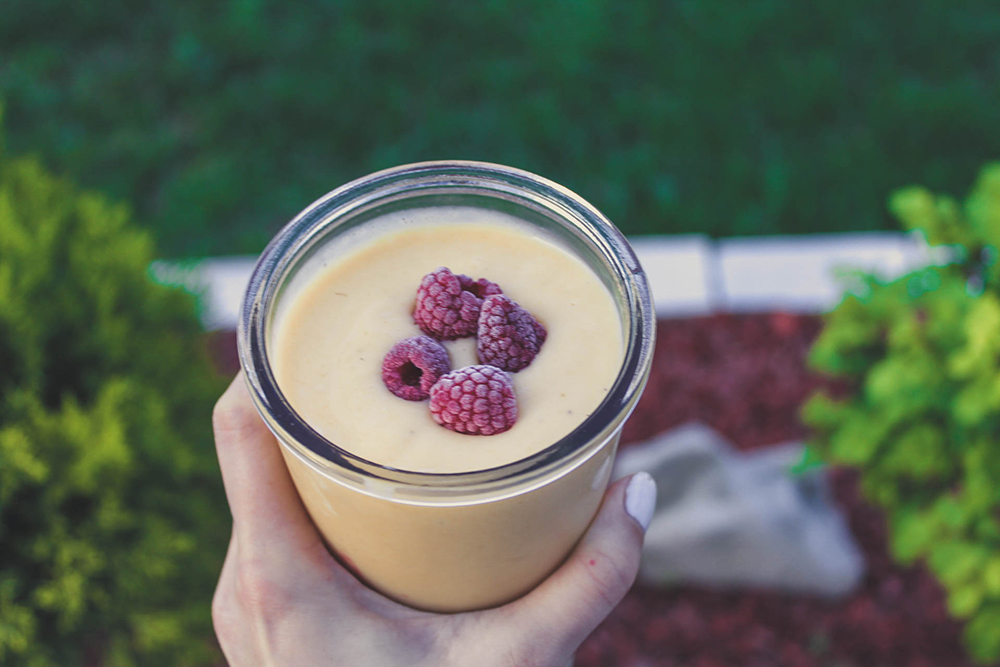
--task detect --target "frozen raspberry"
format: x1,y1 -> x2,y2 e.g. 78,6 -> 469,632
477,294 -> 547,372
381,336 -> 451,401
413,267 -> 502,340
429,365 -> 518,435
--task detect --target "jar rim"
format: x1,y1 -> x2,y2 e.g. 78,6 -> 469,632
237,160 -> 655,491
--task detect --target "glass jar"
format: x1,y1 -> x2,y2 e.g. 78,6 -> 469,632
238,161 -> 654,612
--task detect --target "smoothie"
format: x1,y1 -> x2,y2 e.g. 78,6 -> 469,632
240,162 -> 654,613
272,207 -> 623,473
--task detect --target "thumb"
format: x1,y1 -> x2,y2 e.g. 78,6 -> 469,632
499,471 -> 657,663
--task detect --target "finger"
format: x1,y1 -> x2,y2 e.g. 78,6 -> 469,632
212,372 -> 325,559
497,472 -> 656,662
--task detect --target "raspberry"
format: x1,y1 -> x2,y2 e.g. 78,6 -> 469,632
381,336 -> 451,401
477,294 -> 547,372
413,267 -> 502,340
429,365 -> 518,435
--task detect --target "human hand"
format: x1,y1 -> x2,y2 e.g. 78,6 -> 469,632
211,373 -> 656,667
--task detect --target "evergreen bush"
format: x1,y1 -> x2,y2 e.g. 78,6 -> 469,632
0,119 -> 227,666
806,163 -> 1000,663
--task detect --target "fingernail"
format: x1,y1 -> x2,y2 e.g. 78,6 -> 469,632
624,471 -> 657,532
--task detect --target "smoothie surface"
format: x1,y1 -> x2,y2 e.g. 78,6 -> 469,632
272,207 -> 623,473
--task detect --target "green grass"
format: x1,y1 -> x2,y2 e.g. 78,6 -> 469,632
2,0 -> 999,257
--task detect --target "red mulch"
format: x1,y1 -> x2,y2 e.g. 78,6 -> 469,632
207,314 -> 981,666
578,313 -> 977,667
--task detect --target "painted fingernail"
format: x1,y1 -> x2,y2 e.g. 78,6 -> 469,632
624,471 -> 657,532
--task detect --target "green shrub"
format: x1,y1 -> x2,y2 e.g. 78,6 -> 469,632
0,121 -> 227,665
805,164 -> 1000,664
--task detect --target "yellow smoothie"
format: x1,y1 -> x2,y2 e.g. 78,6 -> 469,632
265,204 -> 631,612
272,207 -> 623,473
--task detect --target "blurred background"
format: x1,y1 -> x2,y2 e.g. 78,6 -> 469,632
4,0 -> 1000,257
4,1 -> 1000,666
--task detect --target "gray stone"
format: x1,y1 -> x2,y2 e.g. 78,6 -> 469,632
613,423 -> 865,597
